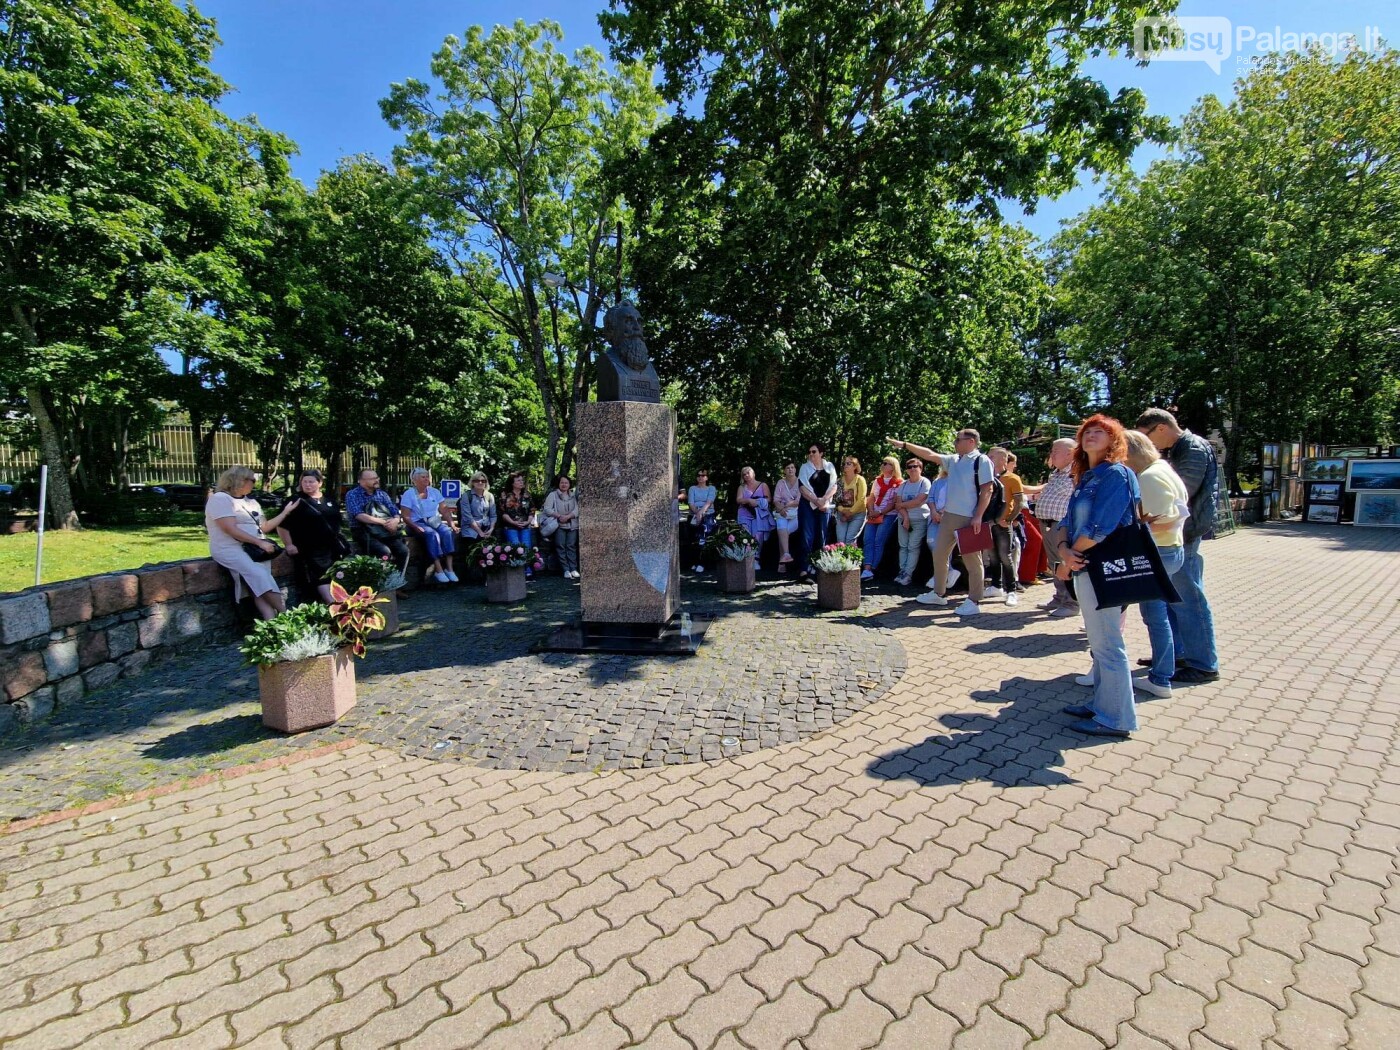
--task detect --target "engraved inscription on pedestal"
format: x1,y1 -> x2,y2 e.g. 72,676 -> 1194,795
576,401 -> 679,625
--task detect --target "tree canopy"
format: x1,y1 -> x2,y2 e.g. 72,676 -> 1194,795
1054,47 -> 1400,480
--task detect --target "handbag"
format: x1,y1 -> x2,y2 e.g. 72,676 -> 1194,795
242,540 -> 283,562
540,517 -> 560,538
1084,516 -> 1181,609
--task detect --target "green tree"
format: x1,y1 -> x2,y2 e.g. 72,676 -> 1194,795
0,0 -> 294,524
382,19 -> 665,482
601,0 -> 1174,485
1056,48 -> 1400,482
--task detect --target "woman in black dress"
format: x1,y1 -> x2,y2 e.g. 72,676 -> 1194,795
275,469 -> 351,603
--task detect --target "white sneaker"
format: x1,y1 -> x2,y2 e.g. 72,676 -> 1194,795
916,591 -> 948,606
983,586 -> 1006,599
861,569 -> 875,581
946,567 -> 961,589
434,572 -> 450,584
954,599 -> 980,617
1005,592 -> 1019,607
1135,678 -> 1172,699
1075,673 -> 1095,686
445,571 -> 459,583
1040,595 -> 1061,609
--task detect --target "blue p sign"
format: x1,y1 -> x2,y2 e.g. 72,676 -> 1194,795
440,479 -> 462,500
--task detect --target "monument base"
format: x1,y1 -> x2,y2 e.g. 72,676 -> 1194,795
534,614 -> 710,656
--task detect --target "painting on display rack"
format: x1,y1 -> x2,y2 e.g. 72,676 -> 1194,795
1355,493 -> 1400,528
1306,504 -> 1341,524
1309,482 -> 1342,503
1303,458 -> 1347,481
1345,458 -> 1400,493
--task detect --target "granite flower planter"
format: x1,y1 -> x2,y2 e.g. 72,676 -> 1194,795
717,556 -> 756,594
817,568 -> 861,611
258,649 -> 356,733
367,591 -> 399,639
485,565 -> 527,603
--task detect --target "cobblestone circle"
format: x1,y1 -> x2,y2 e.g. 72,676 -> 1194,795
0,574 -> 908,819
327,580 -> 907,771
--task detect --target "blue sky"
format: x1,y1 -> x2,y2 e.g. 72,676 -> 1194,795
202,0 -> 1391,244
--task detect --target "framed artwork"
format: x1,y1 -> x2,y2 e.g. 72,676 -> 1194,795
1355,493 -> 1400,527
1309,482 -> 1342,503
1345,458 -> 1400,493
1261,443 -> 1279,468
1261,468 -> 1277,488
1329,446 -> 1377,458
1306,504 -> 1341,523
1303,458 -> 1347,481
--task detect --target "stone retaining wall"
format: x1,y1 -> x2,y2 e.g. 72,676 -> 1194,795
1,555 -> 292,732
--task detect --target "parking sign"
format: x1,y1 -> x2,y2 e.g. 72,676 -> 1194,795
440,479 -> 462,500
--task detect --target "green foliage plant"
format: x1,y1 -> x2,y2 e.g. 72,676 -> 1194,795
703,521 -> 756,561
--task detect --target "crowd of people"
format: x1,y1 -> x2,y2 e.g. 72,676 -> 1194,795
204,466 -> 583,612
205,408 -> 1220,741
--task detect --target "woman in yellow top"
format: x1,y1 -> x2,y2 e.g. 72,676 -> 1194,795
832,456 -> 868,544
1123,430 -> 1190,701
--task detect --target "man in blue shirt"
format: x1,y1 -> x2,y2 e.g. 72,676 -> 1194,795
345,470 -> 410,576
1137,409 -> 1220,683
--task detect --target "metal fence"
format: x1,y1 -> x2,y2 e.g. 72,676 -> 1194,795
0,426 -> 399,489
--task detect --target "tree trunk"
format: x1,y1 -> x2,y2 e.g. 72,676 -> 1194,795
25,385 -> 81,529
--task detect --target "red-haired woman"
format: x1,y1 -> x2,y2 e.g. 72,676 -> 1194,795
1048,414 -> 1142,738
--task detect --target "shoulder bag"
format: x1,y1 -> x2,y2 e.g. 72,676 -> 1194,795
1084,507 -> 1181,609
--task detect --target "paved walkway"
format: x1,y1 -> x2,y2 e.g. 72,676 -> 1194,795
2,523 -> 1399,1048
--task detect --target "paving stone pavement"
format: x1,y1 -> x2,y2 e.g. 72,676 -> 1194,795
0,574 -> 909,821
2,522 -> 1399,1048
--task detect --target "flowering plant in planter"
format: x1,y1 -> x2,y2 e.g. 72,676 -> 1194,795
240,586 -> 388,667
812,542 -> 863,573
324,554 -> 405,594
703,520 -> 757,561
472,540 -> 543,571
327,583 -> 388,657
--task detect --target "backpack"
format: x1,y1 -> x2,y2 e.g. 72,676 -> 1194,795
968,453 -> 1005,523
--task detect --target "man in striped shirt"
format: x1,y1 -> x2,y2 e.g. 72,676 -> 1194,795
1025,438 -> 1077,617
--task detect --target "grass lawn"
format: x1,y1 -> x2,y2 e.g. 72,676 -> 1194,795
0,518 -> 210,593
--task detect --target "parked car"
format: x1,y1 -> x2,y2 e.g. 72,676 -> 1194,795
150,484 -> 208,511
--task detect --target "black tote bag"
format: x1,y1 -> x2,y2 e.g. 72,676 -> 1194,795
1084,518 -> 1181,609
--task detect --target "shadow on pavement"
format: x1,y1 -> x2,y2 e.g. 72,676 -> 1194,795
865,675 -> 1116,789
140,714 -> 272,760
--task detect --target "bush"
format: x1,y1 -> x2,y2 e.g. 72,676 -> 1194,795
83,489 -> 177,526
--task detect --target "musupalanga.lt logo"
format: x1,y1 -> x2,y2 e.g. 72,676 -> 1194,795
1131,16 -> 1384,73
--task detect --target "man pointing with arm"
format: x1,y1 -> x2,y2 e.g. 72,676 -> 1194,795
889,429 -> 993,616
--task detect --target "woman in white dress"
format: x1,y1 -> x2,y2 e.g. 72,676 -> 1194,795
205,466 -> 296,620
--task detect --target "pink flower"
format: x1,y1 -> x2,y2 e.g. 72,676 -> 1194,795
726,534 -> 735,542
517,546 -> 525,555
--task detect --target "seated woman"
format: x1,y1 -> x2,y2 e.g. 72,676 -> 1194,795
275,468 -> 351,604
772,461 -> 801,573
400,467 -> 459,583
461,472 -> 497,540
735,466 -> 772,570
542,474 -> 581,579
686,470 -> 717,573
500,471 -> 537,578
833,456 -> 868,545
205,465 -> 296,620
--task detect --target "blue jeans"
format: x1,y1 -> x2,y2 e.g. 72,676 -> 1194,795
419,523 -> 456,561
798,502 -> 832,573
862,516 -> 896,573
833,513 -> 866,545
1074,570 -> 1137,732
1166,537 -> 1218,672
1138,544 -> 1185,687
897,518 -> 929,579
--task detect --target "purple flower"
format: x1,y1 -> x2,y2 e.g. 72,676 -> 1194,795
726,534 -> 735,542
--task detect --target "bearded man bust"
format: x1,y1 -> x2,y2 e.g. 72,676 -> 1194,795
596,300 -> 662,403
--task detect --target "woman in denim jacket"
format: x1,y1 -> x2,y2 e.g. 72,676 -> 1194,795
1049,414 -> 1141,738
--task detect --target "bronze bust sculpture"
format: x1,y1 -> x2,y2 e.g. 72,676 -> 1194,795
596,301 -> 661,403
